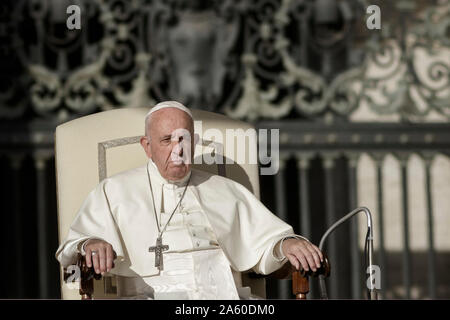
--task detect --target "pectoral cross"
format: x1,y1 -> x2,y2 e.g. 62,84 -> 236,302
148,236 -> 169,271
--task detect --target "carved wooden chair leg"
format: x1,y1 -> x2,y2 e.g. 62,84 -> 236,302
291,253 -> 331,300
78,254 -> 102,299
79,277 -> 94,300
292,270 -> 309,299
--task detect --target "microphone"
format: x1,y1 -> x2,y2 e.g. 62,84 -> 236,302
318,207 -> 377,300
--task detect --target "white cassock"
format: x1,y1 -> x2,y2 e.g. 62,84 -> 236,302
56,159 -> 306,299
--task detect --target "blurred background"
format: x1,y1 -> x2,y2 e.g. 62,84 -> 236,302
0,0 -> 449,299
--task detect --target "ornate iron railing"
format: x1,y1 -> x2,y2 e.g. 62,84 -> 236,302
1,120 -> 450,299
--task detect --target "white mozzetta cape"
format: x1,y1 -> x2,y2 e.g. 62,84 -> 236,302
56,160 -> 295,277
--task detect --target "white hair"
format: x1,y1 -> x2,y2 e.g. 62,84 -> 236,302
144,101 -> 194,137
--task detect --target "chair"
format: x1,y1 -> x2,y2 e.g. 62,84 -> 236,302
55,107 -> 329,299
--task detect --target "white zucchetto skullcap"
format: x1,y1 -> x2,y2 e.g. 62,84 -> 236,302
146,101 -> 193,119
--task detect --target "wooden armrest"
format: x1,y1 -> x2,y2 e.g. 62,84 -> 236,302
63,253 -> 102,300
248,253 -> 331,299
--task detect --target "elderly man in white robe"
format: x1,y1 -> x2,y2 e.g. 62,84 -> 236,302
56,101 -> 324,300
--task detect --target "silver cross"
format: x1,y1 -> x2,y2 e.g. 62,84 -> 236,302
148,236 -> 169,271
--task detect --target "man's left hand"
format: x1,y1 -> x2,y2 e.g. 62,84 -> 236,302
282,239 -> 324,272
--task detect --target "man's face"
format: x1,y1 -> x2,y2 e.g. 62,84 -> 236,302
140,108 -> 195,181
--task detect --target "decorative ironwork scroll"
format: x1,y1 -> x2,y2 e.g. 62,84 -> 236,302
1,0 -> 448,121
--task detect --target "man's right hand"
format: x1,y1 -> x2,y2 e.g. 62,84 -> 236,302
84,239 -> 116,275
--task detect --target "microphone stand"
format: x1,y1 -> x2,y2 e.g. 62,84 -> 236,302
318,207 -> 378,300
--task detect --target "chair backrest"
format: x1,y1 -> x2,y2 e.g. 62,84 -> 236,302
55,107 -> 264,299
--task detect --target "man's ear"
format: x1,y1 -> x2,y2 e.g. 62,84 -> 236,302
140,136 -> 152,158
